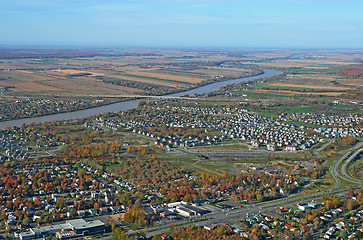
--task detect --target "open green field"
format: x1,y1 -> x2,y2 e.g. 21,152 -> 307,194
0,73 -> 33,80
287,68 -> 338,74
232,90 -> 290,98
268,105 -> 319,113
251,81 -> 345,91
191,141 -> 251,152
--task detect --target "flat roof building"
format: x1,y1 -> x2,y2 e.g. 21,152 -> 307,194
67,219 -> 105,236
14,229 -> 35,240
14,219 -> 105,240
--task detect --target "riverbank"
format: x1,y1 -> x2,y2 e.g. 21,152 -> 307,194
0,69 -> 281,129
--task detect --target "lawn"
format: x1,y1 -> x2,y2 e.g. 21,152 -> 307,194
287,68 -> 338,74
192,164 -> 224,177
252,82 -> 343,91
0,73 -> 32,80
232,90 -> 290,98
192,142 -> 250,152
122,222 -> 143,231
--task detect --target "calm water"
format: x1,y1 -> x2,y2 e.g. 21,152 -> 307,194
0,69 -> 281,129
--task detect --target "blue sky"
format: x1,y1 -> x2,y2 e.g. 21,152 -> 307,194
1,0 -> 362,48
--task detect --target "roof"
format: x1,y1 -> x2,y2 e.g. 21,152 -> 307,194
67,219 -> 104,230
32,224 -> 63,234
18,229 -> 35,237
177,206 -> 195,214
56,231 -> 76,238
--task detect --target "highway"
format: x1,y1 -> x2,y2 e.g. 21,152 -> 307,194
137,188 -> 352,238
86,139 -> 363,239
79,139 -> 363,239
125,140 -> 363,238
330,141 -> 363,191
141,140 -> 363,237
341,148 -> 363,182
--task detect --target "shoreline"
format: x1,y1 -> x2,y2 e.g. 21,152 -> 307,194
0,69 -> 280,129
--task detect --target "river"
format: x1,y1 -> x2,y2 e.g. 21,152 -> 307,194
0,69 -> 281,129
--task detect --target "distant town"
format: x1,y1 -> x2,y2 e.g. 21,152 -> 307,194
0,48 -> 362,240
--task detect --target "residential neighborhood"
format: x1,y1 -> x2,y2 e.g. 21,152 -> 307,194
88,104 -> 331,152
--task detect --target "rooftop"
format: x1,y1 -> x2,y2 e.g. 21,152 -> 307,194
66,219 -> 104,230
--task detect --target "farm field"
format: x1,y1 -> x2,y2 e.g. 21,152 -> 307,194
0,48 -> 362,117
1,48 -> 362,97
0,48 -> 261,97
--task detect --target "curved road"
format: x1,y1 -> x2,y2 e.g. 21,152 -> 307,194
95,140 -> 362,238
314,140 -> 333,158
132,140 -> 362,237
341,148 -> 363,181
330,141 -> 363,191
134,141 -> 363,237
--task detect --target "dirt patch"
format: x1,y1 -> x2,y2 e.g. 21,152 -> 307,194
43,77 -> 141,95
110,213 -> 125,222
12,82 -> 65,92
123,71 -> 203,84
107,74 -> 182,88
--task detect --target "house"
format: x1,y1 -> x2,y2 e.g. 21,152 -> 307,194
88,209 -> 97,216
335,221 -> 345,230
204,224 -> 217,231
109,206 -> 120,213
308,201 -> 322,209
267,143 -> 277,151
161,234 -> 173,240
297,204 -> 312,211
284,146 -> 297,152
77,210 -> 86,217
100,207 -> 108,214
251,139 -> 260,147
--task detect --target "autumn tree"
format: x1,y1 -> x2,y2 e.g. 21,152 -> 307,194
112,227 -> 132,240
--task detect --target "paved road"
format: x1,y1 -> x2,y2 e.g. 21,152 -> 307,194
341,148 -> 363,181
139,188 -> 352,238
314,140 -> 333,158
117,141 -> 363,238
136,141 -> 363,237
124,185 -> 354,238
331,141 -> 363,191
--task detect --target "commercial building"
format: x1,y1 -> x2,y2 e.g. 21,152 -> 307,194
14,219 -> 105,240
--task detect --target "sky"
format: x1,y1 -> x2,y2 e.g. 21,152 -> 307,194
1,0 -> 363,48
